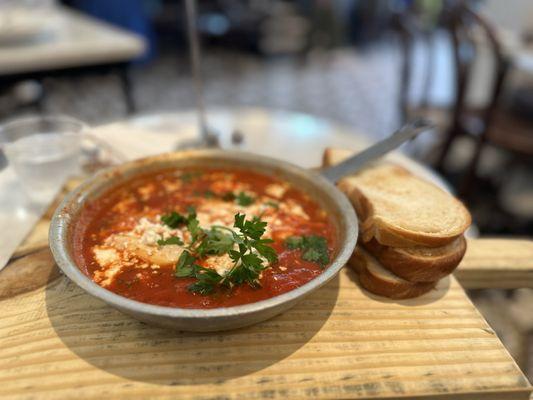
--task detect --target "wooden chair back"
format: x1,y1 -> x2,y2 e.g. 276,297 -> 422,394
436,2 -> 511,177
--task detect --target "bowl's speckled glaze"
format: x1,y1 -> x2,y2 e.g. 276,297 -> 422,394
49,150 -> 357,332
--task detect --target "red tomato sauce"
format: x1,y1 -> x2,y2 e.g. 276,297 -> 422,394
72,168 -> 337,308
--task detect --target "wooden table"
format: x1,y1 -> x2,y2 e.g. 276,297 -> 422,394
0,110 -> 531,399
1,219 -> 531,399
0,6 -> 146,113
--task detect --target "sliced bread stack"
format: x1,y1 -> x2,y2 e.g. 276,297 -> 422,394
323,148 -> 472,299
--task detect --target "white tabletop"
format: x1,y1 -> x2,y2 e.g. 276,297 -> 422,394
0,7 -> 146,75
94,107 -> 450,190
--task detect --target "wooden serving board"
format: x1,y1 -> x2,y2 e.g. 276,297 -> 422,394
1,264 -> 532,399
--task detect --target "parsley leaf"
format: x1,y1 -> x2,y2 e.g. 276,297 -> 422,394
253,239 -> 278,263
227,252 -> 264,287
175,213 -> 278,295
221,191 -> 255,206
285,236 -> 304,249
175,251 -> 198,277
300,236 -> 329,266
187,214 -> 202,243
161,211 -> 187,228
235,192 -> 254,206
284,235 -> 330,267
174,251 -> 224,294
235,215 -> 267,240
157,236 -> 184,246
188,267 -> 223,295
222,192 -> 236,202
196,229 -> 234,257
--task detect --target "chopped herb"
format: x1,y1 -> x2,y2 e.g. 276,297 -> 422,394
175,252 -> 222,294
235,192 -> 254,206
233,213 -> 266,240
222,192 -> 236,202
161,211 -> 187,228
284,235 -> 330,267
183,215 -> 201,245
157,236 -> 184,246
285,236 -> 304,249
174,213 -> 278,295
265,200 -> 279,209
196,229 -> 234,257
175,250 -> 198,277
221,191 -> 255,206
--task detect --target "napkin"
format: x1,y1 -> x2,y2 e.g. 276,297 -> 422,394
0,168 -> 57,270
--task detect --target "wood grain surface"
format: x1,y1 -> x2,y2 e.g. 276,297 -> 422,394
1,179 -> 532,399
1,268 -> 531,399
455,239 -> 533,289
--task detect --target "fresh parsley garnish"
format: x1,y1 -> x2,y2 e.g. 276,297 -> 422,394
186,211 -> 202,243
222,192 -> 236,202
195,229 -> 234,257
285,236 -> 303,249
160,211 -> 187,228
235,192 -> 254,206
175,250 -> 198,277
175,251 -> 223,295
285,235 -> 330,267
174,213 -> 278,295
157,236 -> 184,246
221,191 -> 255,206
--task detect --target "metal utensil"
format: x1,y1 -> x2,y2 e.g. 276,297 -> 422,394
322,118 -> 434,182
178,0 -> 219,149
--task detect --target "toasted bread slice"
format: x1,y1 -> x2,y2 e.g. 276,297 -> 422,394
363,235 -> 467,283
323,148 -> 471,247
349,247 -> 436,299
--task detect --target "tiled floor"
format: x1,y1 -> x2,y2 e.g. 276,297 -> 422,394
39,47 -> 401,139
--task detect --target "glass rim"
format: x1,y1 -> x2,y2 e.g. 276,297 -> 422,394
0,114 -> 88,145
0,114 -> 87,131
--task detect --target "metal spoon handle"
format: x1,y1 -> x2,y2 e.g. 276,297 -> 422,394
185,0 -> 215,146
321,118 -> 434,182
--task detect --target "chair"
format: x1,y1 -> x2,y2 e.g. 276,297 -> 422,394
393,7 -> 435,123
391,4 -> 453,160
435,3 -> 533,199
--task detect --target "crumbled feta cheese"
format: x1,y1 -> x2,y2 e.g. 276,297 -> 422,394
203,253 -> 235,276
280,200 -> 309,220
92,247 -> 123,286
93,247 -> 119,267
132,217 -> 181,245
265,183 -> 289,199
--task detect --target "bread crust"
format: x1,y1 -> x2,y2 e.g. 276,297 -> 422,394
325,147 -> 472,247
346,185 -> 471,247
363,236 -> 467,283
349,248 -> 436,299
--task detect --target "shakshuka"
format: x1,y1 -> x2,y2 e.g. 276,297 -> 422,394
73,168 -> 336,308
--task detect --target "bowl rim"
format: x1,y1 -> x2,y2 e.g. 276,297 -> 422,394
49,149 -> 358,319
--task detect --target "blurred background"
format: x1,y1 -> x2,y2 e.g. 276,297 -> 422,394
1,0 -> 532,380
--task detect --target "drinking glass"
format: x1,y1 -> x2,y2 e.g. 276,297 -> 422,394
0,115 -> 85,203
